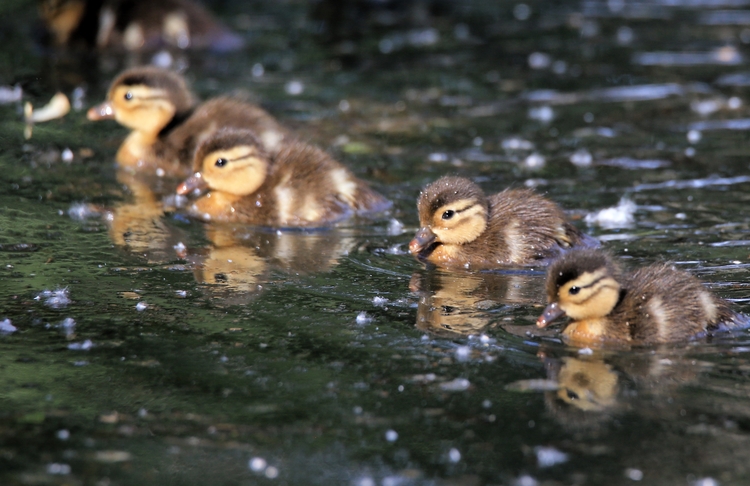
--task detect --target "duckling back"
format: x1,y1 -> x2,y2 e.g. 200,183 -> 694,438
613,263 -> 747,344
252,140 -> 390,227
485,188 -> 597,264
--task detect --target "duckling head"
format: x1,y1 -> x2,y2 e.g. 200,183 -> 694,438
409,176 -> 489,259
87,66 -> 194,135
176,129 -> 270,197
537,249 -> 622,328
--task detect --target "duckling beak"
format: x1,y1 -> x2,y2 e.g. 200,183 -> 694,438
409,227 -> 438,257
176,172 -> 207,196
537,301 -> 565,328
87,101 -> 115,121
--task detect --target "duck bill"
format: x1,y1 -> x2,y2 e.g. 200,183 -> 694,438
87,101 -> 115,121
409,227 -> 438,257
537,302 -> 565,328
176,173 -> 207,196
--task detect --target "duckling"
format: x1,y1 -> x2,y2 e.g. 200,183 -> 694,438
409,176 -> 597,270
39,0 -> 243,51
537,249 -> 749,346
176,128 -> 391,227
88,66 -> 287,177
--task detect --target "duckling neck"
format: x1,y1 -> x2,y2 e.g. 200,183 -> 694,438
116,131 -> 158,168
157,108 -> 194,137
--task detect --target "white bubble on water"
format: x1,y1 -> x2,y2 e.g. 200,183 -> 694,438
285,80 -> 304,95
249,457 -> 267,472
68,340 -> 93,351
535,446 -> 569,468
528,105 -> 554,123
514,3 -> 531,20
625,468 -> 644,481
528,52 -> 551,69
47,463 -> 71,475
448,448 -> 461,463
0,319 -> 16,333
523,153 -> 546,169
251,63 -> 265,77
372,296 -> 388,306
570,149 -> 593,167
454,346 -> 471,362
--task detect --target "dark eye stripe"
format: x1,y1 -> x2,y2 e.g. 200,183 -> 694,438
212,151 -> 258,166
570,282 -> 619,306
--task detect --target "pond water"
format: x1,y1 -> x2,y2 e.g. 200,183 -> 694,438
3,0 -> 750,484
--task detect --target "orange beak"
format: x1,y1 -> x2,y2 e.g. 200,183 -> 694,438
409,227 -> 437,256
176,173 -> 207,196
537,301 -> 565,328
87,101 -> 115,121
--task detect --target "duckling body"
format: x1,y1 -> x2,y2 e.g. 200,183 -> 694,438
537,249 -> 748,346
176,129 -> 390,227
40,0 -> 243,51
409,176 -> 597,270
88,66 -> 287,177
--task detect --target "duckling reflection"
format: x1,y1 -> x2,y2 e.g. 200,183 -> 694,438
534,348 -> 708,433
188,225 -> 358,302
106,169 -> 186,263
410,269 -> 544,337
39,0 -> 243,51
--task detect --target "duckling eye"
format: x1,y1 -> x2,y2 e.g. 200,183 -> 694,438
569,286 -> 580,295
442,210 -> 455,220
215,158 -> 228,167
124,91 -> 133,101
566,389 -> 579,400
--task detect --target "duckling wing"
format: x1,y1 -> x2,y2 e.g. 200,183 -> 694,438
487,189 -> 590,264
617,264 -> 732,344
264,143 -> 359,227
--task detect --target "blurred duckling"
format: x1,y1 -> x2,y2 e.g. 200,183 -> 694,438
88,66 -> 287,177
39,0 -> 243,51
537,249 -> 749,346
176,128 -> 391,227
409,176 -> 597,270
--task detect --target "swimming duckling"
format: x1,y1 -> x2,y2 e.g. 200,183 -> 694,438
176,128 -> 391,227
88,66 -> 287,177
537,249 -> 748,346
409,176 -> 597,270
39,0 -> 243,51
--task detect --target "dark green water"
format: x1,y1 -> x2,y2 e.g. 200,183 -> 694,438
3,1 -> 750,484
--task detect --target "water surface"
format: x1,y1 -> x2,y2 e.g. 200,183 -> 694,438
3,1 -> 750,484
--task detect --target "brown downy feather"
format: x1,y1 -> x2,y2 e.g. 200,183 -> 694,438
410,176 -> 597,269
540,248 -> 749,346
182,129 -> 390,227
90,67 -> 287,177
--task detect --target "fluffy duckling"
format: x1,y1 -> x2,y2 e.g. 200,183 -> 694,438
537,249 -> 748,346
176,128 -> 391,227
88,66 -> 287,177
409,176 -> 597,270
39,0 -> 243,51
